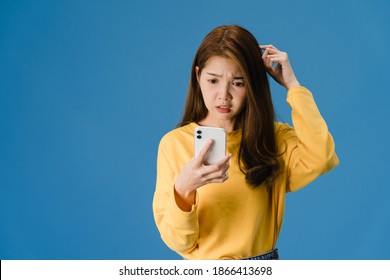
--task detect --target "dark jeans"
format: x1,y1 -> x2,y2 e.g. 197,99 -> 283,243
242,248 -> 279,260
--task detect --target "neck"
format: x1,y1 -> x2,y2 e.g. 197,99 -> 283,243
198,116 -> 236,133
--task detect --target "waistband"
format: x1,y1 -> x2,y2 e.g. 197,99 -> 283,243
242,248 -> 279,260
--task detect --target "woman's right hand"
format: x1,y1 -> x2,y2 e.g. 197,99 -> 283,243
174,139 -> 231,211
260,45 -> 300,90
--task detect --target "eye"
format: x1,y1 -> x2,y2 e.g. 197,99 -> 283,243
232,81 -> 245,87
208,79 -> 218,84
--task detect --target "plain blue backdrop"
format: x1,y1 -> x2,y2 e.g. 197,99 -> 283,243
1,0 -> 389,259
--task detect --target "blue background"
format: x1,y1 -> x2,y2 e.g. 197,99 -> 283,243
1,0 -> 389,260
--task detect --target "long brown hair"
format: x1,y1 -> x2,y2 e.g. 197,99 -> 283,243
179,25 -> 280,188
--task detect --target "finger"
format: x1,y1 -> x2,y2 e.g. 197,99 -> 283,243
270,58 -> 280,71
261,44 -> 280,51
262,49 -> 282,66
215,153 -> 232,167
202,168 -> 229,184
264,55 -> 276,70
194,139 -> 214,165
266,53 -> 288,63
265,54 -> 286,69
215,159 -> 230,175
261,46 -> 283,59
261,48 -> 269,60
261,46 -> 274,58
202,178 -> 226,185
260,44 -> 274,50
267,56 -> 274,69
199,153 -> 231,178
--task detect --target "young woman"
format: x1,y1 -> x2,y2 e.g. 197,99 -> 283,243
153,25 -> 339,260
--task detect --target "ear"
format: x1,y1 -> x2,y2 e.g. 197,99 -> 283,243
195,66 -> 200,82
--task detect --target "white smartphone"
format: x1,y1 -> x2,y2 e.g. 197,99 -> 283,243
194,126 -> 226,165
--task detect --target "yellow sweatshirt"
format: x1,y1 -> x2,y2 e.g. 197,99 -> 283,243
153,86 -> 339,259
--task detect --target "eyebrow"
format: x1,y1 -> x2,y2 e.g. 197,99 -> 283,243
205,72 -> 244,79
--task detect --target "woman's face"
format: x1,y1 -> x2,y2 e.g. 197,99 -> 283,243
196,56 -> 247,131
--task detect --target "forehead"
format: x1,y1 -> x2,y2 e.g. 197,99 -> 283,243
203,56 -> 242,74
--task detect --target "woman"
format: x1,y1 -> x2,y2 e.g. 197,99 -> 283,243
153,25 -> 339,260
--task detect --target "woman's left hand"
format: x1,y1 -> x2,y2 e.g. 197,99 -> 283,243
260,45 -> 300,90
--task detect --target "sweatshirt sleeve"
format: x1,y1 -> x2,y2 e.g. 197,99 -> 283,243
278,86 -> 339,192
152,135 -> 199,254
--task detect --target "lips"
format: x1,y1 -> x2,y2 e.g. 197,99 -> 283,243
216,105 -> 231,113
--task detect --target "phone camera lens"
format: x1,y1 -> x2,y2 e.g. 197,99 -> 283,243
196,130 -> 202,134
197,135 -> 202,139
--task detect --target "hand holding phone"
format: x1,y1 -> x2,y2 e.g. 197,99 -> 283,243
174,126 -> 230,210
194,126 -> 226,165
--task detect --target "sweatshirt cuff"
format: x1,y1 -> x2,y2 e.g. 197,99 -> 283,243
286,86 -> 312,105
167,187 -> 199,226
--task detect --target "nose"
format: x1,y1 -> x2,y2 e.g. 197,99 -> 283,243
218,83 -> 232,100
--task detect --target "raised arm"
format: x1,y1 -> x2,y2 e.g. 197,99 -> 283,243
261,44 -> 339,191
